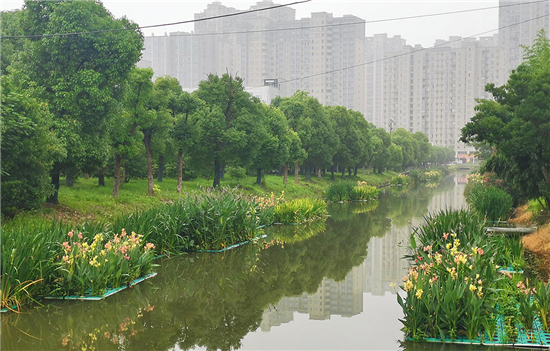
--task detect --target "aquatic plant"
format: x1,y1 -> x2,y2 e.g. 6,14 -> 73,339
466,184 -> 513,221
273,198 -> 327,224
53,229 -> 156,297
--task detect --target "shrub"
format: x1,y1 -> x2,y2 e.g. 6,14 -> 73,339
225,166 -> 247,180
408,169 -> 442,184
273,198 -> 327,224
466,184 -> 513,221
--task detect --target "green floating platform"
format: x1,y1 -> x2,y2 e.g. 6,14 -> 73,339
198,234 -> 268,253
418,315 -> 550,348
44,272 -> 157,301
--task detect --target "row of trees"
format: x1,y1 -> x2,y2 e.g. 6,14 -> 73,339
0,2 -> 455,216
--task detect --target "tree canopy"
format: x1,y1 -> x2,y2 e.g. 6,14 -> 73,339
460,33 -> 550,207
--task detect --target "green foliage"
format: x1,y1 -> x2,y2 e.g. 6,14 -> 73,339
466,184 -> 513,221
273,198 -> 327,224
53,230 -> 156,297
408,169 -> 443,184
325,181 -> 355,202
391,174 -> 409,185
110,189 -> 267,252
461,33 -> 550,208
226,166 -> 247,180
351,183 -> 379,201
1,75 -> 64,216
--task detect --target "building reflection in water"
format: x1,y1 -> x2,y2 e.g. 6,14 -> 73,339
260,173 -> 468,331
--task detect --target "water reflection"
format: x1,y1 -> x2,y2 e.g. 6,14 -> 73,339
2,173 -> 469,351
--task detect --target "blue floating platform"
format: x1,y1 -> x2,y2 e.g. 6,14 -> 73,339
198,234 -> 268,253
44,272 -> 157,301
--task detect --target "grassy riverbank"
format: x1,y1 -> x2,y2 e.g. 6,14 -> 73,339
2,172 -> 398,228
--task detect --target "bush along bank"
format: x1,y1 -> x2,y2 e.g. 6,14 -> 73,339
1,189 -> 327,311
408,169 -> 443,185
397,209 -> 550,347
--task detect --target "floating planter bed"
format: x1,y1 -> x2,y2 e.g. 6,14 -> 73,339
44,272 -> 157,301
486,226 -> 537,234
198,234 -> 268,253
419,315 -> 550,348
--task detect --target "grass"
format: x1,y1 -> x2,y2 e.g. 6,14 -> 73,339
2,172 -> 398,227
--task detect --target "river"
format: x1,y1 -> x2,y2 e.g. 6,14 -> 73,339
4,172 -> 509,351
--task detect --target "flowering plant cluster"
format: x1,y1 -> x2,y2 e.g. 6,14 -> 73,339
55,229 -> 156,297
398,231 -> 497,341
467,172 -> 505,187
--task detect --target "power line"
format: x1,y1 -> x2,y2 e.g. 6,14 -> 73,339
137,0 -> 548,38
277,13 -> 550,86
2,0 -> 547,40
0,0 -> 311,40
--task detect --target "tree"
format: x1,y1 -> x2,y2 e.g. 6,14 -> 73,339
21,0 -> 143,203
0,75 -> 64,216
275,92 -> 336,182
111,67 -> 152,197
171,92 -> 203,193
1,10 -> 25,76
194,74 -> 260,188
460,33 -> 550,207
250,104 -> 291,184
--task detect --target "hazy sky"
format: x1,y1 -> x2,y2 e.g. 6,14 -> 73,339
2,0 -> 500,47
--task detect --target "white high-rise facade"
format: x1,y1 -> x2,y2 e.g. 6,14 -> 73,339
140,0 -> 549,153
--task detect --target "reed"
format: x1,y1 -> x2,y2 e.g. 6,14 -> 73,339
273,198 -> 327,224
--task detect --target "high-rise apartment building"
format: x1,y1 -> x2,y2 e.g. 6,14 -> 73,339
364,34 -> 508,153
140,0 -> 549,153
499,0 -> 550,71
140,1 -> 365,113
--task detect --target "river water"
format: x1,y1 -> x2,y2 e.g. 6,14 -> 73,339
3,172 -> 508,351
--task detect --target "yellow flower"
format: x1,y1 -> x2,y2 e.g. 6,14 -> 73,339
415,289 -> 423,299
469,265 -> 473,270
446,243 -> 452,250
469,284 -> 477,292
404,280 -> 413,291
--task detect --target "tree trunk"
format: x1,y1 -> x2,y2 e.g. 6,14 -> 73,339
542,165 -> 550,187
66,174 -> 74,187
144,135 -> 154,196
306,164 -> 311,181
213,157 -> 221,188
317,168 -> 322,178
46,171 -> 60,204
342,168 -> 345,179
354,166 -> 358,176
158,154 -> 164,182
177,149 -> 183,193
98,167 -> 105,186
331,165 -> 335,180
362,166 -> 366,176
283,163 -> 288,184
256,168 -> 262,185
368,160 -> 373,175
348,168 -> 352,177
121,166 -> 126,187
294,159 -> 300,184
113,154 -> 122,197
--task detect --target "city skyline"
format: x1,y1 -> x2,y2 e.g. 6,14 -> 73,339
2,0 -> 503,47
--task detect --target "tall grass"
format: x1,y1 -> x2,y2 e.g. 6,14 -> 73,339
466,184 -> 513,221
325,181 -> 379,202
413,209 -> 487,252
273,198 -> 327,224
110,189 -> 268,252
1,221 -> 106,309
